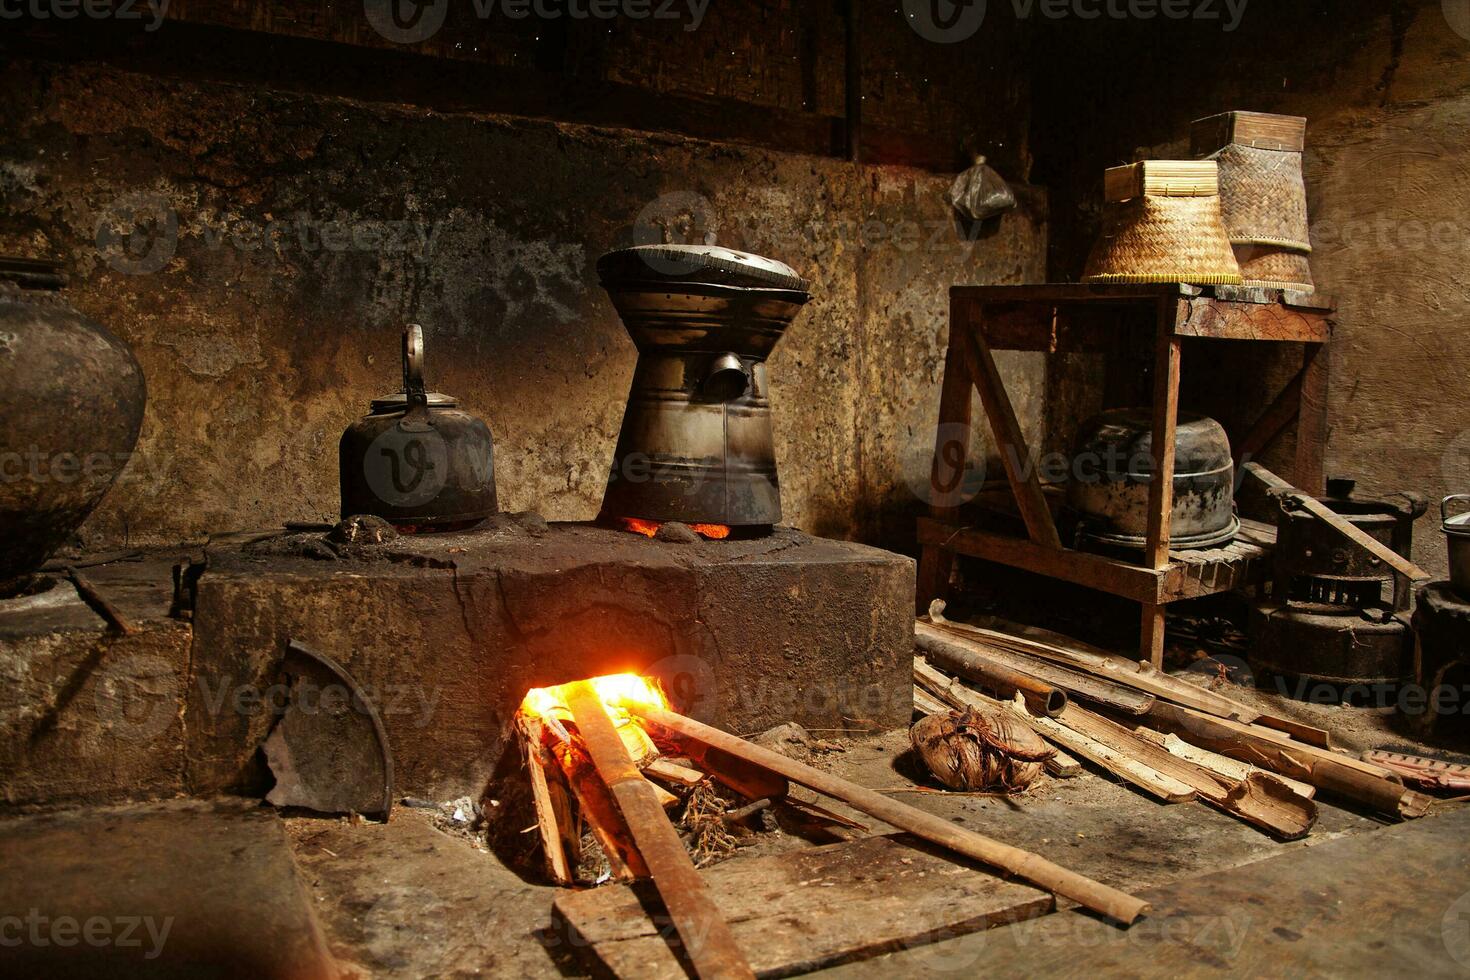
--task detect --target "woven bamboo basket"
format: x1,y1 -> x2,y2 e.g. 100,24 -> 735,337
1192,111 -> 1311,251
1234,244 -> 1315,292
1083,161 -> 1242,285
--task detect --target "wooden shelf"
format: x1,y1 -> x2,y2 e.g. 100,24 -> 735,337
917,282 -> 1333,666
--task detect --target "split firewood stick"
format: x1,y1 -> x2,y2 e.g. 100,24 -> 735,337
516,716 -> 573,885
1144,701 -> 1433,819
915,630 -> 1068,717
629,703 -> 1150,926
558,737 -> 648,880
566,684 -> 755,980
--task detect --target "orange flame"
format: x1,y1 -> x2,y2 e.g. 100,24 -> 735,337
519,672 -> 669,762
617,517 -> 732,540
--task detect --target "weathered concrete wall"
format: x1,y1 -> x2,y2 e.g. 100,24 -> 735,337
1030,0 -> 1470,580
0,58 -> 1046,551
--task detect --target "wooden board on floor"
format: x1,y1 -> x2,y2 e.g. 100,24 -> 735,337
0,798 -> 335,979
553,833 -> 1053,978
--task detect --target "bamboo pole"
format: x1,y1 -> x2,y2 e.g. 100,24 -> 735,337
566,685 -> 755,980
915,627 -> 1069,717
630,703 -> 1150,926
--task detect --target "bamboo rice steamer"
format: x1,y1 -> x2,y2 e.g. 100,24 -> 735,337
1191,110 -> 1313,292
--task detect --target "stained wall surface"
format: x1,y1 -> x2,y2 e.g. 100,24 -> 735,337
1,58 -> 1046,549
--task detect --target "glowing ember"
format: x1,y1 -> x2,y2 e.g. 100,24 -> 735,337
617,517 -> 732,540
519,672 -> 669,762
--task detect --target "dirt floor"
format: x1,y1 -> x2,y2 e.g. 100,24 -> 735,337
274,653 -> 1470,977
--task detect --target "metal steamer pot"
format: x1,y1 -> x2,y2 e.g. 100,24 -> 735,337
1066,408 -> 1237,550
1444,495 -> 1470,599
339,325 -> 497,531
597,244 -> 811,528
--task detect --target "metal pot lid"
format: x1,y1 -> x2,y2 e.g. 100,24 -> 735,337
1443,495 -> 1470,535
597,244 -> 810,293
369,390 -> 457,412
1071,407 -> 1232,476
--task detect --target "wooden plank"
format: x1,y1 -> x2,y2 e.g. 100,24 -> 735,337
955,325 -> 1063,549
0,799 -> 336,979
1175,296 -> 1331,341
567,684 -> 754,980
916,518 -> 1165,603
554,834 -> 1053,979
1241,463 -> 1429,582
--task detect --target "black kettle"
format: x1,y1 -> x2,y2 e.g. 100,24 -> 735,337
339,324 -> 497,532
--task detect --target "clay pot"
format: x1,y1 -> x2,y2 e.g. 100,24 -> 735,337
0,258 -> 146,584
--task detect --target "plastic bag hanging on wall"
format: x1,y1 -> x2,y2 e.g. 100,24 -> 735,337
948,156 -> 1017,222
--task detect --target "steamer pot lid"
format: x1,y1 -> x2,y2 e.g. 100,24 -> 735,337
598,244 -> 809,293
1071,407 -> 1233,476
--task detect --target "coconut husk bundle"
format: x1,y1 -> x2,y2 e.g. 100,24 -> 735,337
910,704 -> 1054,792
1192,111 -> 1314,292
1082,160 -> 1243,286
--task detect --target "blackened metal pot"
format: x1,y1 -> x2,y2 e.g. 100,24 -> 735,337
339,325 -> 497,532
1066,408 -> 1237,550
0,257 -> 146,584
597,245 -> 810,528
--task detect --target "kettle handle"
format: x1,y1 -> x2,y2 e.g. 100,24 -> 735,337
1443,494 -> 1470,524
402,324 -> 428,409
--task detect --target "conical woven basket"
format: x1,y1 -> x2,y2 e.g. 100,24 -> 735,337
1083,162 -> 1242,285
1234,244 -> 1314,292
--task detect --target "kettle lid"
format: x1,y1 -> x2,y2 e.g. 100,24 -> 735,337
370,390 -> 457,412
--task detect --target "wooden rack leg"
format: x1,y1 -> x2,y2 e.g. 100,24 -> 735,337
1140,299 -> 1183,668
916,313 -> 977,613
1294,341 -> 1328,495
